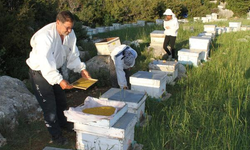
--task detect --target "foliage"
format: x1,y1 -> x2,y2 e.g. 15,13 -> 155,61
183,0 -> 211,17
225,0 -> 250,17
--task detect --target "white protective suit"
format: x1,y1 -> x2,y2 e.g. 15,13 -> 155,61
26,22 -> 85,85
110,45 -> 137,88
163,11 -> 179,36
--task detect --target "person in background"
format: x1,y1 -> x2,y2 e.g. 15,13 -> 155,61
163,9 -> 179,60
111,45 -> 137,89
26,10 -> 91,145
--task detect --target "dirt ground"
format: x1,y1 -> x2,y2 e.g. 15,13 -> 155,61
65,85 -> 111,107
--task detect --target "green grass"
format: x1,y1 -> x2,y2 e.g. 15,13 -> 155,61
2,19 -> 250,150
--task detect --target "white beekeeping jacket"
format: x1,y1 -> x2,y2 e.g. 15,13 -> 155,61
163,14 -> 179,36
111,45 -> 137,88
26,22 -> 85,85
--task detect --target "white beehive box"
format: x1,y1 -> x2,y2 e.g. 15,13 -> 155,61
229,22 -> 241,29
178,49 -> 202,67
202,17 -> 209,23
92,29 -> 98,34
96,27 -> 106,33
148,60 -> 177,72
147,22 -> 155,26
211,13 -> 218,20
112,23 -> 121,30
75,113 -> 137,150
150,30 -> 165,44
206,15 -> 212,20
100,88 -> 147,122
137,20 -> 146,26
109,26 -> 115,31
193,17 -> 201,22
130,71 -> 167,98
148,60 -> 178,84
204,25 -> 216,33
64,96 -> 128,128
216,27 -> 226,35
197,32 -> 215,40
95,37 -> 121,55
189,36 -> 211,51
156,19 -> 164,25
225,27 -> 232,33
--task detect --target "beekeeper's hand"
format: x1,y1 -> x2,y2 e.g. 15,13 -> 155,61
165,26 -> 170,29
60,80 -> 73,89
81,69 -> 91,79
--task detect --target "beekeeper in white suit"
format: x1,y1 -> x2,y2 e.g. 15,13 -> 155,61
111,45 -> 138,89
163,9 -> 179,60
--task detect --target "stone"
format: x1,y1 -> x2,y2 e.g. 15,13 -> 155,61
0,133 -> 7,147
79,50 -> 90,61
177,63 -> 187,79
237,38 -> 248,42
0,76 -> 42,130
86,56 -> 118,87
147,45 -> 166,58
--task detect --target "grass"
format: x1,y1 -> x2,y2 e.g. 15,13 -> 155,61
2,19 -> 250,150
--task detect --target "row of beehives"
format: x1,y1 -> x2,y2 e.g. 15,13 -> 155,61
84,20 -> 155,36
180,22 -> 250,66
64,21 -> 248,149
193,13 -> 228,23
63,27 -> 182,150
150,22 -> 248,68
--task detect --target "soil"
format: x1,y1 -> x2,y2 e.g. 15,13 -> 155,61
65,85 -> 111,107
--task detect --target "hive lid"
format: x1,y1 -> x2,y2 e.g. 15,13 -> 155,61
100,88 -> 146,105
131,71 -> 166,80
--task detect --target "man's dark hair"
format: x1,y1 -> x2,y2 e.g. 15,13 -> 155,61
56,10 -> 74,23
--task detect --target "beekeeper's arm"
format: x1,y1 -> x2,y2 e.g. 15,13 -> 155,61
65,30 -> 91,79
114,56 -> 127,89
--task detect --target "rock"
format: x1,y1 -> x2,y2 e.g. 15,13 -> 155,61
237,38 -> 248,42
60,50 -> 90,83
177,64 -> 187,79
0,76 -> 42,129
0,133 -> 7,147
147,45 -> 166,58
86,56 -> 118,87
79,51 -> 90,61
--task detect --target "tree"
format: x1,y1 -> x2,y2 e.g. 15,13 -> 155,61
226,0 -> 250,16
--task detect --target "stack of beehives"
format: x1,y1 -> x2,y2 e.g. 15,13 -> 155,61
64,96 -> 145,150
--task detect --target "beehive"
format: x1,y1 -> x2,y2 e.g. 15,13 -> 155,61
178,49 -> 202,67
148,60 -> 178,84
64,96 -> 127,127
150,30 -> 165,45
204,25 -> 216,33
130,71 -> 167,98
100,88 -> 147,122
189,36 -> 211,51
95,37 -> 121,55
75,113 -> 137,150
